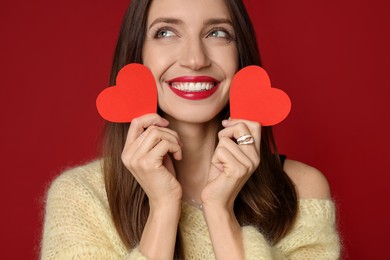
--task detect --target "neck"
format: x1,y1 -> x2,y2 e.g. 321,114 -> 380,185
165,114 -> 221,202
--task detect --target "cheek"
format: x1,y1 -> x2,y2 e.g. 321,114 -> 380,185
142,43 -> 175,82
142,44 -> 158,72
213,47 -> 239,78
230,49 -> 240,75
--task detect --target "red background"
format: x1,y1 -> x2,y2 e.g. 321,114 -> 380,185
1,0 -> 389,259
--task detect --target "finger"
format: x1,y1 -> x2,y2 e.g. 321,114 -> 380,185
149,139 -> 182,161
216,136 -> 257,173
223,118 -> 261,129
219,122 -> 258,150
136,126 -> 182,156
122,132 -> 182,174
218,122 -> 260,168
221,119 -> 261,152
127,113 -> 170,142
212,146 -> 247,179
143,126 -> 182,146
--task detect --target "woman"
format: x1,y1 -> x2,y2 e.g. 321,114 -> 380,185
41,0 -> 340,259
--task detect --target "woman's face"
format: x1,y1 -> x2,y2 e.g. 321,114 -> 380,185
142,0 -> 239,123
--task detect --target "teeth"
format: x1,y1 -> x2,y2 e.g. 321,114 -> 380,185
171,82 -> 215,92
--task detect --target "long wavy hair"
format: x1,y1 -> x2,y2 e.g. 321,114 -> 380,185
102,0 -> 297,256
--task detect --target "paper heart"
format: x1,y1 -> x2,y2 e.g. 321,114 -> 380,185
96,63 -> 157,122
230,66 -> 291,126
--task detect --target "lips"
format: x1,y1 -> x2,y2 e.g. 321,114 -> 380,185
167,76 -> 219,100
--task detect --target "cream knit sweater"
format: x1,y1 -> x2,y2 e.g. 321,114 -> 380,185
41,160 -> 340,259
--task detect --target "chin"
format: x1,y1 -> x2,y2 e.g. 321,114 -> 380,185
160,106 -> 225,124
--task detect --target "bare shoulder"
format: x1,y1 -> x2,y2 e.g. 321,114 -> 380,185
284,159 -> 331,199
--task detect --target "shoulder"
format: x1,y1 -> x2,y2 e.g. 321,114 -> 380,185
50,159 -> 103,186
41,160 -> 128,258
283,159 -> 331,199
46,159 -> 105,202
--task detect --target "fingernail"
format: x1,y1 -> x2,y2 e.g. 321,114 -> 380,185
222,119 -> 229,126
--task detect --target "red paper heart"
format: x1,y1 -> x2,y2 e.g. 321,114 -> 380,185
230,66 -> 291,126
96,63 -> 157,122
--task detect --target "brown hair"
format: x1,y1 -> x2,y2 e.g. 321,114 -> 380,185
102,0 -> 297,254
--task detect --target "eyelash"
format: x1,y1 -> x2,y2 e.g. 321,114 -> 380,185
153,27 -> 177,39
207,27 -> 236,42
152,26 -> 236,42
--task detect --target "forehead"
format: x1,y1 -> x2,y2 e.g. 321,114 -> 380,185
147,0 -> 231,24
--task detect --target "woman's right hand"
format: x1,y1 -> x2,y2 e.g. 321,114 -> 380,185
121,113 -> 183,209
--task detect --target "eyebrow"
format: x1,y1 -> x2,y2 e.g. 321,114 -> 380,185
203,18 -> 233,27
148,17 -> 233,29
149,18 -> 183,29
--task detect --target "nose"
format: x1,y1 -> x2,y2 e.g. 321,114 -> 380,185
179,39 -> 211,71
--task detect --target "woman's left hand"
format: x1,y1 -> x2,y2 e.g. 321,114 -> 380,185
201,119 -> 261,211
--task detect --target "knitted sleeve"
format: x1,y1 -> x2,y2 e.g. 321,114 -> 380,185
242,200 -> 340,260
40,162 -> 147,260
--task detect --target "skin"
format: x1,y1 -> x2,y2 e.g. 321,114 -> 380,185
142,0 -> 238,125
121,0 -> 331,259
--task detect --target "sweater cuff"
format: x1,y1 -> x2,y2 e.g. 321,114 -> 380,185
242,226 -> 273,260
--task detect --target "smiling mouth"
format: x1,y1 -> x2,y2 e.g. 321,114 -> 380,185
170,82 -> 216,92
167,76 -> 220,100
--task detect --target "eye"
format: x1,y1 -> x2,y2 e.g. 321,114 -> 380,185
207,28 -> 236,42
155,28 -> 176,38
209,30 -> 229,38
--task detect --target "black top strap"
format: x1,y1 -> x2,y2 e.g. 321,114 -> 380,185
279,154 -> 287,166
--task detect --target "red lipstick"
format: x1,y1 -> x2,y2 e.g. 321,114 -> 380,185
167,76 -> 219,100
